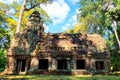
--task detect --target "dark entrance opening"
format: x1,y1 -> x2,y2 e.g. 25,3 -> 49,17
38,59 -> 48,70
95,61 -> 104,70
57,59 -> 67,70
16,59 -> 26,72
76,60 -> 85,69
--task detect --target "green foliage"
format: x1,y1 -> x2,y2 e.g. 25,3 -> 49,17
26,0 -> 52,9
76,0 -> 108,35
66,28 -> 74,33
0,28 -> 9,71
7,1 -> 52,35
68,0 -> 109,35
1,75 -> 120,80
105,0 -> 120,22
0,2 -> 10,71
0,28 -> 8,38
0,28 -> 10,49
0,2 -> 9,24
0,49 -> 6,71
0,1 -> 53,36
110,50 -> 120,71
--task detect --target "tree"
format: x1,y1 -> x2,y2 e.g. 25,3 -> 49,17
0,2 -> 10,49
66,22 -> 87,33
0,2 -> 9,29
5,1 -> 51,36
16,0 -> 27,33
76,0 -> 120,48
77,0 -> 108,35
0,2 -> 10,71
0,49 -> 7,71
76,0 -> 120,71
103,0 -> 120,48
0,28 -> 10,49
16,0 -> 53,33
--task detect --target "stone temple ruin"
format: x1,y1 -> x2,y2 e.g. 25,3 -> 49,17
5,11 -> 110,75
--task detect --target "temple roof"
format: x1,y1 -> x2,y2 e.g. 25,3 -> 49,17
44,33 -> 107,52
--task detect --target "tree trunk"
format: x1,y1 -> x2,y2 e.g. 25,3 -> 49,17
111,19 -> 120,48
16,0 -> 27,33
113,28 -> 120,48
108,0 -> 120,48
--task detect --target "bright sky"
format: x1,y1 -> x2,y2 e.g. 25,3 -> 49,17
1,0 -> 79,33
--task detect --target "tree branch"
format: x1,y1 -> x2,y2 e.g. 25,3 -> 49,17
25,3 -> 39,11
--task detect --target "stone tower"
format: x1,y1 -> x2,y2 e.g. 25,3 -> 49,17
26,11 -> 44,40
4,11 -> 45,74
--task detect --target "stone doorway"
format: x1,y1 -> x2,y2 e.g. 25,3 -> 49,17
95,61 -> 104,70
57,59 -> 67,70
38,59 -> 48,70
16,59 -> 26,72
76,59 -> 85,69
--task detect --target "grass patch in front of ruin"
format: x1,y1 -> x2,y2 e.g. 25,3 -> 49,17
0,75 -> 120,80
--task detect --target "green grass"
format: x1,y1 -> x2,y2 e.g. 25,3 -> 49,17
0,75 -> 120,80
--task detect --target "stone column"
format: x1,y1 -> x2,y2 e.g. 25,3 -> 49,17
30,57 -> 39,71
86,57 -> 90,70
49,58 -> 56,71
7,57 -> 16,74
105,60 -> 110,73
90,58 -> 95,73
71,58 -> 76,70
67,58 -> 71,71
25,58 -> 30,72
70,58 -> 77,75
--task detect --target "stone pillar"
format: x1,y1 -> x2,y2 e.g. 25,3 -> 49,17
71,58 -> 77,75
86,57 -> 90,70
90,58 -> 95,73
105,60 -> 110,73
30,57 -> 39,71
7,57 -> 16,74
25,58 -> 30,72
67,58 -> 71,71
71,58 -> 76,70
49,58 -> 56,71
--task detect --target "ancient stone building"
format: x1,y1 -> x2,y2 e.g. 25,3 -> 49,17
5,11 -> 110,75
